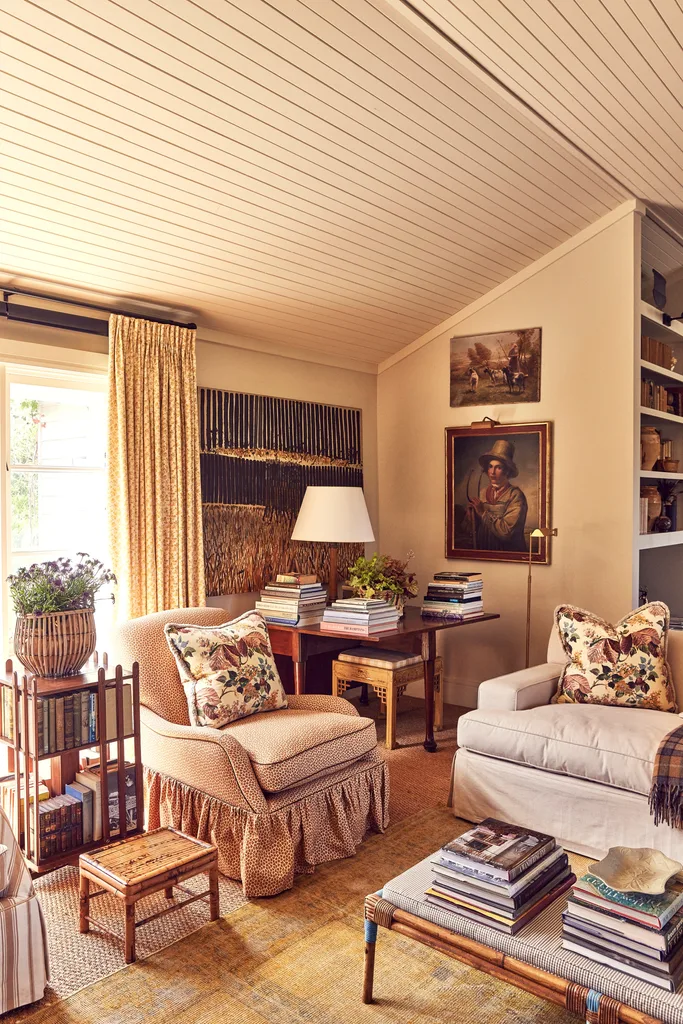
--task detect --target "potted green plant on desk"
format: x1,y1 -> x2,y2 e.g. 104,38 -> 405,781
8,553 -> 116,677
345,552 -> 418,617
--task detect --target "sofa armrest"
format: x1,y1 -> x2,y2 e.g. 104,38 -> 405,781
477,663 -> 564,711
286,694 -> 360,716
140,707 -> 267,813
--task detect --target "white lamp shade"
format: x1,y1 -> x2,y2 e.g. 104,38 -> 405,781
291,486 -> 375,543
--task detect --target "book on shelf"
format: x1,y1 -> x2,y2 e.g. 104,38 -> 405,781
440,819 -> 556,882
0,777 -> 50,829
642,335 -> 676,372
640,496 -> 649,534
76,761 -> 137,841
65,781 -> 94,845
30,793 -> 83,861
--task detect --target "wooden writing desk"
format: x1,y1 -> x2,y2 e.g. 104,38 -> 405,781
267,608 -> 500,752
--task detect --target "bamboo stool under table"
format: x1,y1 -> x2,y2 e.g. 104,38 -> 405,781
79,827 -> 219,963
333,650 -> 443,749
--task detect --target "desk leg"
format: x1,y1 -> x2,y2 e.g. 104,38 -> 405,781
422,632 -> 437,753
292,634 -> 306,695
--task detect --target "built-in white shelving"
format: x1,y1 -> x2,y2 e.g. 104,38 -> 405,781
640,360 -> 683,385
639,531 -> 683,550
640,470 -> 683,481
640,407 -> 683,425
641,301 -> 683,342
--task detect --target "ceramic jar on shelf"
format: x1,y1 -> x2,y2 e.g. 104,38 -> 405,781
641,484 -> 662,533
641,425 -> 661,471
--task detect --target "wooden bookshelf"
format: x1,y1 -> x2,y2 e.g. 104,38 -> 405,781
0,655 -> 143,874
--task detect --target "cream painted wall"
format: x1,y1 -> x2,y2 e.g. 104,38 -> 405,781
377,210 -> 638,707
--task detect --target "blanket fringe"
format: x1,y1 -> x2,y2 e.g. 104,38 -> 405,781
649,781 -> 683,828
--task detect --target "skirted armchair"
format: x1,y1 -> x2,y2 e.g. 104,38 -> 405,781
114,607 -> 389,897
0,807 -> 49,1013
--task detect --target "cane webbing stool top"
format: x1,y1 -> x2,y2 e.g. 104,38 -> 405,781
79,827 -> 219,964
333,650 -> 443,749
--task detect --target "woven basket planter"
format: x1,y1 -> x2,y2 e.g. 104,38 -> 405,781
14,608 -> 96,678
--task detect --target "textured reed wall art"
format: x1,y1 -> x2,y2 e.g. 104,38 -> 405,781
199,389 -> 364,595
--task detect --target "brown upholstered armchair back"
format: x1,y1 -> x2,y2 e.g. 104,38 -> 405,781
114,607 -> 229,725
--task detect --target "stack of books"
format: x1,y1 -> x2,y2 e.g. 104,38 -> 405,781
421,571 -> 483,620
562,871 -> 683,991
0,684 -> 133,752
320,598 -> 400,636
255,573 -> 327,626
31,793 -> 83,860
642,334 -> 676,372
425,818 -> 574,935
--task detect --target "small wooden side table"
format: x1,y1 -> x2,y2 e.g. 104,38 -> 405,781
79,827 -> 219,963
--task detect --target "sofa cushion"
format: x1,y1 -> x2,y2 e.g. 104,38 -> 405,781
553,602 -> 677,712
224,709 -> 378,793
164,611 -> 287,729
457,704 -> 679,796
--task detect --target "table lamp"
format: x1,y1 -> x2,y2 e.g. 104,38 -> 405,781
525,526 -> 558,668
291,486 -> 375,601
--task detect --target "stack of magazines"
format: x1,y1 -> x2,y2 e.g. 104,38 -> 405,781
563,872 -> 683,991
425,818 -> 574,935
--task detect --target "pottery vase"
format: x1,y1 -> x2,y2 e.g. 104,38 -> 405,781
641,485 -> 662,533
641,426 -> 661,471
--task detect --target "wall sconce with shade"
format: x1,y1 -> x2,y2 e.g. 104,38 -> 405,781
291,486 -> 375,602
525,526 -> 558,668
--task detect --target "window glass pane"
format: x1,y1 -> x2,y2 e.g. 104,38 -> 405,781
10,383 -> 106,467
10,470 -> 107,553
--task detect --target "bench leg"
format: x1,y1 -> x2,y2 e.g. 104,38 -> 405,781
164,885 -> 174,899
209,865 -> 219,921
79,874 -> 90,933
362,916 -> 378,1003
125,903 -> 136,964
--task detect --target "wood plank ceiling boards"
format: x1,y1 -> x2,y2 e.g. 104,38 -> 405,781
3,0 -> 677,370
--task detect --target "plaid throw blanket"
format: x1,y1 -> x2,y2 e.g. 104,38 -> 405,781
650,723 -> 683,828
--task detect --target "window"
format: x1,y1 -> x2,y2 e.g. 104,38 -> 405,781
1,366 -> 111,654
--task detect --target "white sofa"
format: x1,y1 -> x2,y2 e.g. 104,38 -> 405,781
452,627 -> 683,861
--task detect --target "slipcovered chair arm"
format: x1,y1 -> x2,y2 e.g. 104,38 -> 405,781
286,694 -> 360,716
139,707 -> 267,813
477,663 -> 564,711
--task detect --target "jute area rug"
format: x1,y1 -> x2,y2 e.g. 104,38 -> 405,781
15,805 -> 577,1024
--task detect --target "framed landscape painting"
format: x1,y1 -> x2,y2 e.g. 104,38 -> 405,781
450,327 -> 541,407
445,422 -> 552,564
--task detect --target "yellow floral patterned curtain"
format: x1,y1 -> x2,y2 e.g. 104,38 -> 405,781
107,314 -> 205,619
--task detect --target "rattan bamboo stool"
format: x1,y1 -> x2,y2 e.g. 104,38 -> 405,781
79,827 -> 219,963
332,651 -> 443,749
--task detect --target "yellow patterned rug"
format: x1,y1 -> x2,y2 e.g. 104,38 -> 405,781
16,806 -> 576,1024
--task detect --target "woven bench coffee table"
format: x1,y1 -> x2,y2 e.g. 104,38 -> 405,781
79,827 -> 219,963
363,854 -> 683,1024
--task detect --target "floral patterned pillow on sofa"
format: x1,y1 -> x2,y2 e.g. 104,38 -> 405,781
164,611 -> 288,728
553,602 -> 677,712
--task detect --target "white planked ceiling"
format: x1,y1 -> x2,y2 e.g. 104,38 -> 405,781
0,0 -> 677,368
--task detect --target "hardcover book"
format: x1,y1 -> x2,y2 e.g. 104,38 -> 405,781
573,873 -> 683,930
441,819 -> 555,880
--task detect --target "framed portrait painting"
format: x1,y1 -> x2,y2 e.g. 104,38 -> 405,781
445,422 -> 552,564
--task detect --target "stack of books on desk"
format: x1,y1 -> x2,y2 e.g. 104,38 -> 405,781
421,571 -> 483,620
255,574 -> 327,627
425,818 -> 574,935
562,871 -> 683,991
320,598 -> 400,636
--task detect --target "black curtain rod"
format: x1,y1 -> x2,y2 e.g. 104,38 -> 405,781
2,288 -> 197,330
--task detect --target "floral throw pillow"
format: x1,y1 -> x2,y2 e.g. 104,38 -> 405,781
553,602 -> 676,712
164,611 -> 287,728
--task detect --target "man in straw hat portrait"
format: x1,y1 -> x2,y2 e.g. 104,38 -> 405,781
466,438 -> 528,552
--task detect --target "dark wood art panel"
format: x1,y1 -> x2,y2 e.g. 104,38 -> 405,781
199,389 -> 364,595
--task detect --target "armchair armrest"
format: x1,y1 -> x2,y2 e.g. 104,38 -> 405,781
140,707 -> 267,813
286,694 -> 360,716
477,663 -> 564,711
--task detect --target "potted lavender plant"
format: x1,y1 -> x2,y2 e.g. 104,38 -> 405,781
8,553 -> 116,677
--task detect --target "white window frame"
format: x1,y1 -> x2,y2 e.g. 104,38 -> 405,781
0,362 -> 108,654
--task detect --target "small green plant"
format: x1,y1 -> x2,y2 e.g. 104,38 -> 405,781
8,553 -> 116,616
345,551 -> 418,600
